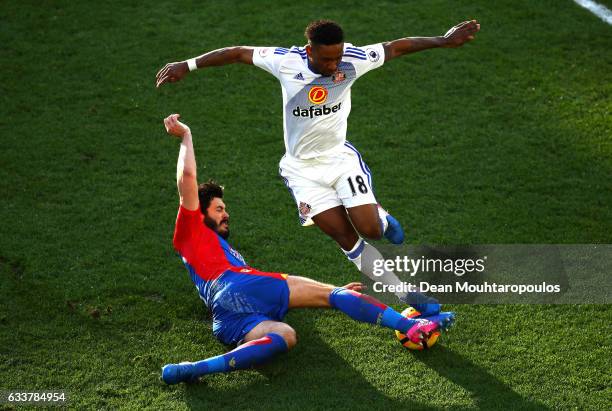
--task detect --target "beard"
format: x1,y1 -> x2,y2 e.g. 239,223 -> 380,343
204,215 -> 230,239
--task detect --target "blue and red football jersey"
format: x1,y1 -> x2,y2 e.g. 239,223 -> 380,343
173,205 -> 291,345
173,205 -> 248,305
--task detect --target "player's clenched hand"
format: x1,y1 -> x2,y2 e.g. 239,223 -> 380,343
442,20 -> 480,48
156,61 -> 189,88
343,282 -> 365,292
164,114 -> 191,138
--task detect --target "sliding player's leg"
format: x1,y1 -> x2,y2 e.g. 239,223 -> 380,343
161,319 -> 293,385
286,276 -> 442,346
162,269 -> 294,385
311,207 -> 440,315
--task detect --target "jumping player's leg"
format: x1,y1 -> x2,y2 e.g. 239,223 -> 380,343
311,206 -> 360,251
280,149 -> 434,312
279,147 -> 402,245
345,203 -> 383,239
310,195 -> 402,245
347,203 -> 404,245
310,207 -> 403,298
336,142 -> 404,244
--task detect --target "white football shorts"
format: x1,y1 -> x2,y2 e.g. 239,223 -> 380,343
279,141 -> 378,226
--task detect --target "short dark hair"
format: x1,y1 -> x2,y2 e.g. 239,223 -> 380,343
198,180 -> 224,215
305,20 -> 344,45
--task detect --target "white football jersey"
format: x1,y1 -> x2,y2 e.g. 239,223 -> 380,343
252,43 -> 385,159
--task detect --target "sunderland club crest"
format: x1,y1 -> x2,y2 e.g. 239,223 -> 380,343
298,202 -> 311,217
332,70 -> 346,83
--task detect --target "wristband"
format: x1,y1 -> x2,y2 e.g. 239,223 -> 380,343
187,58 -> 198,72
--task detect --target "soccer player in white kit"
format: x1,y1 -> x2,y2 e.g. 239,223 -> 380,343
156,19 -> 480,314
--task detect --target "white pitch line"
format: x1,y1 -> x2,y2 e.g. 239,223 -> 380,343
573,0 -> 612,24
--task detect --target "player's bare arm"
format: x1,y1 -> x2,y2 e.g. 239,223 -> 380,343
164,114 -> 199,210
156,46 -> 254,87
383,20 -> 480,62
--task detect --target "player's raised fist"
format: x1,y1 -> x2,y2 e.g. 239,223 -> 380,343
164,114 -> 191,138
156,61 -> 189,88
442,20 -> 480,48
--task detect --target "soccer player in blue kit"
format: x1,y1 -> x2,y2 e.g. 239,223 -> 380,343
156,19 -> 480,315
160,114 -> 454,384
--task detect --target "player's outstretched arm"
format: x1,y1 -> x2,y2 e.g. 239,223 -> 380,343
383,20 -> 480,62
156,46 -> 254,87
164,114 -> 199,210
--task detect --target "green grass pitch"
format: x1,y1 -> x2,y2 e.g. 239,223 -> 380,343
1,0 -> 611,409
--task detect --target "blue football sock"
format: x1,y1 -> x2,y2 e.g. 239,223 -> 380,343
329,288 -> 418,334
162,333 -> 288,383
192,333 -> 287,376
162,333 -> 288,384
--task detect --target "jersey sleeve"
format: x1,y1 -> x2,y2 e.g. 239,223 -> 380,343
344,43 -> 385,79
173,205 -> 214,260
252,47 -> 286,78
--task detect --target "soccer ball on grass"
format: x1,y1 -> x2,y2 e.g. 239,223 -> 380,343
395,306 -> 441,350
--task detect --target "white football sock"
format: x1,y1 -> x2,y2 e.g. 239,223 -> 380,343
343,238 -> 365,270
342,239 -> 406,300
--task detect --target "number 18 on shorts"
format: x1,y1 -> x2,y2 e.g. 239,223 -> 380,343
279,142 -> 377,226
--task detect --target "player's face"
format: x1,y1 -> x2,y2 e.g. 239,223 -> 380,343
307,43 -> 344,76
204,197 -> 230,239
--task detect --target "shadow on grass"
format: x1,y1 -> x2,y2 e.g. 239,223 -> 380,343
0,263 -> 552,410
179,307 -> 553,410
414,346 -> 550,410
181,311 -> 432,410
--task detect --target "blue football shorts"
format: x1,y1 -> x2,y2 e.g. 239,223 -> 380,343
209,268 -> 290,345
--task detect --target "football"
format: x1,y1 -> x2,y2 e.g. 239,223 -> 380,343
395,307 -> 441,350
